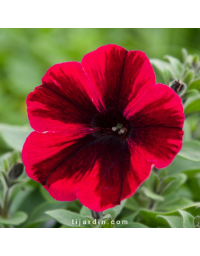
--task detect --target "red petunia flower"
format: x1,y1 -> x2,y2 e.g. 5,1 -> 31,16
22,44 -> 184,212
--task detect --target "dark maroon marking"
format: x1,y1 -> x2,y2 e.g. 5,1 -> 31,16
33,132 -> 132,208
29,84 -> 98,125
119,53 -> 146,109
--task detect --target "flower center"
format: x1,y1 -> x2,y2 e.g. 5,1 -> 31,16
91,111 -> 131,139
112,123 -> 127,135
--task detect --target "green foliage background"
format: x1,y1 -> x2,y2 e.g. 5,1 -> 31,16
1,28 -> 200,126
0,28 -> 200,228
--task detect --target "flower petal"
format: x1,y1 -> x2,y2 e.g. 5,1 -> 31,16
120,144 -> 154,201
22,129 -> 89,183
22,130 -> 152,212
27,62 -> 102,132
81,44 -> 155,110
76,140 -> 154,211
125,83 -> 184,168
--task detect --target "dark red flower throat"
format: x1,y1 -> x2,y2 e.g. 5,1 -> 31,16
91,109 -> 131,140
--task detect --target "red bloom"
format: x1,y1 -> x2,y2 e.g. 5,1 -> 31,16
22,45 -> 184,212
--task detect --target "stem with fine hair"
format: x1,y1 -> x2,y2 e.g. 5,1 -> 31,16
91,210 -> 103,220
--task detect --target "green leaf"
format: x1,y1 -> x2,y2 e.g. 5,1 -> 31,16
165,155 -> 200,176
137,209 -> 170,228
0,212 -> 27,225
156,196 -> 193,212
0,134 -> 11,154
150,59 -> 175,84
80,206 -> 91,217
39,186 -> 56,202
101,219 -> 114,228
142,171 -> 159,191
160,173 -> 187,196
101,213 -> 112,220
9,184 -> 35,215
183,70 -> 194,85
178,210 -> 195,228
182,48 -> 188,63
117,210 -> 139,223
0,124 -> 32,151
65,200 -> 82,213
187,176 -> 200,201
194,215 -> 200,227
137,204 -> 200,228
45,209 -> 93,227
0,151 -> 20,172
184,95 -> 200,115
188,78 -> 200,91
182,203 -> 200,217
182,89 -> 199,101
157,215 -> 183,228
142,187 -> 164,201
164,55 -> 183,78
125,197 -> 141,211
117,222 -> 148,228
183,119 -> 192,142
192,54 -> 199,66
178,140 -> 200,162
26,201 -> 67,226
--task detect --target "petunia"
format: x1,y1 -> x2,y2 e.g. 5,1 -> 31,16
22,44 -> 184,212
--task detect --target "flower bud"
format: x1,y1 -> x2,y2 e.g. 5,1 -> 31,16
8,163 -> 24,181
170,79 -> 186,95
192,54 -> 199,67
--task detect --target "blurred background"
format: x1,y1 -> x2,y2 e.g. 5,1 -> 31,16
1,28 -> 200,126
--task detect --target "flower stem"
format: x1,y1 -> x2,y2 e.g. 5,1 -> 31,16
0,173 -> 10,219
91,210 -> 103,220
1,188 -> 9,218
